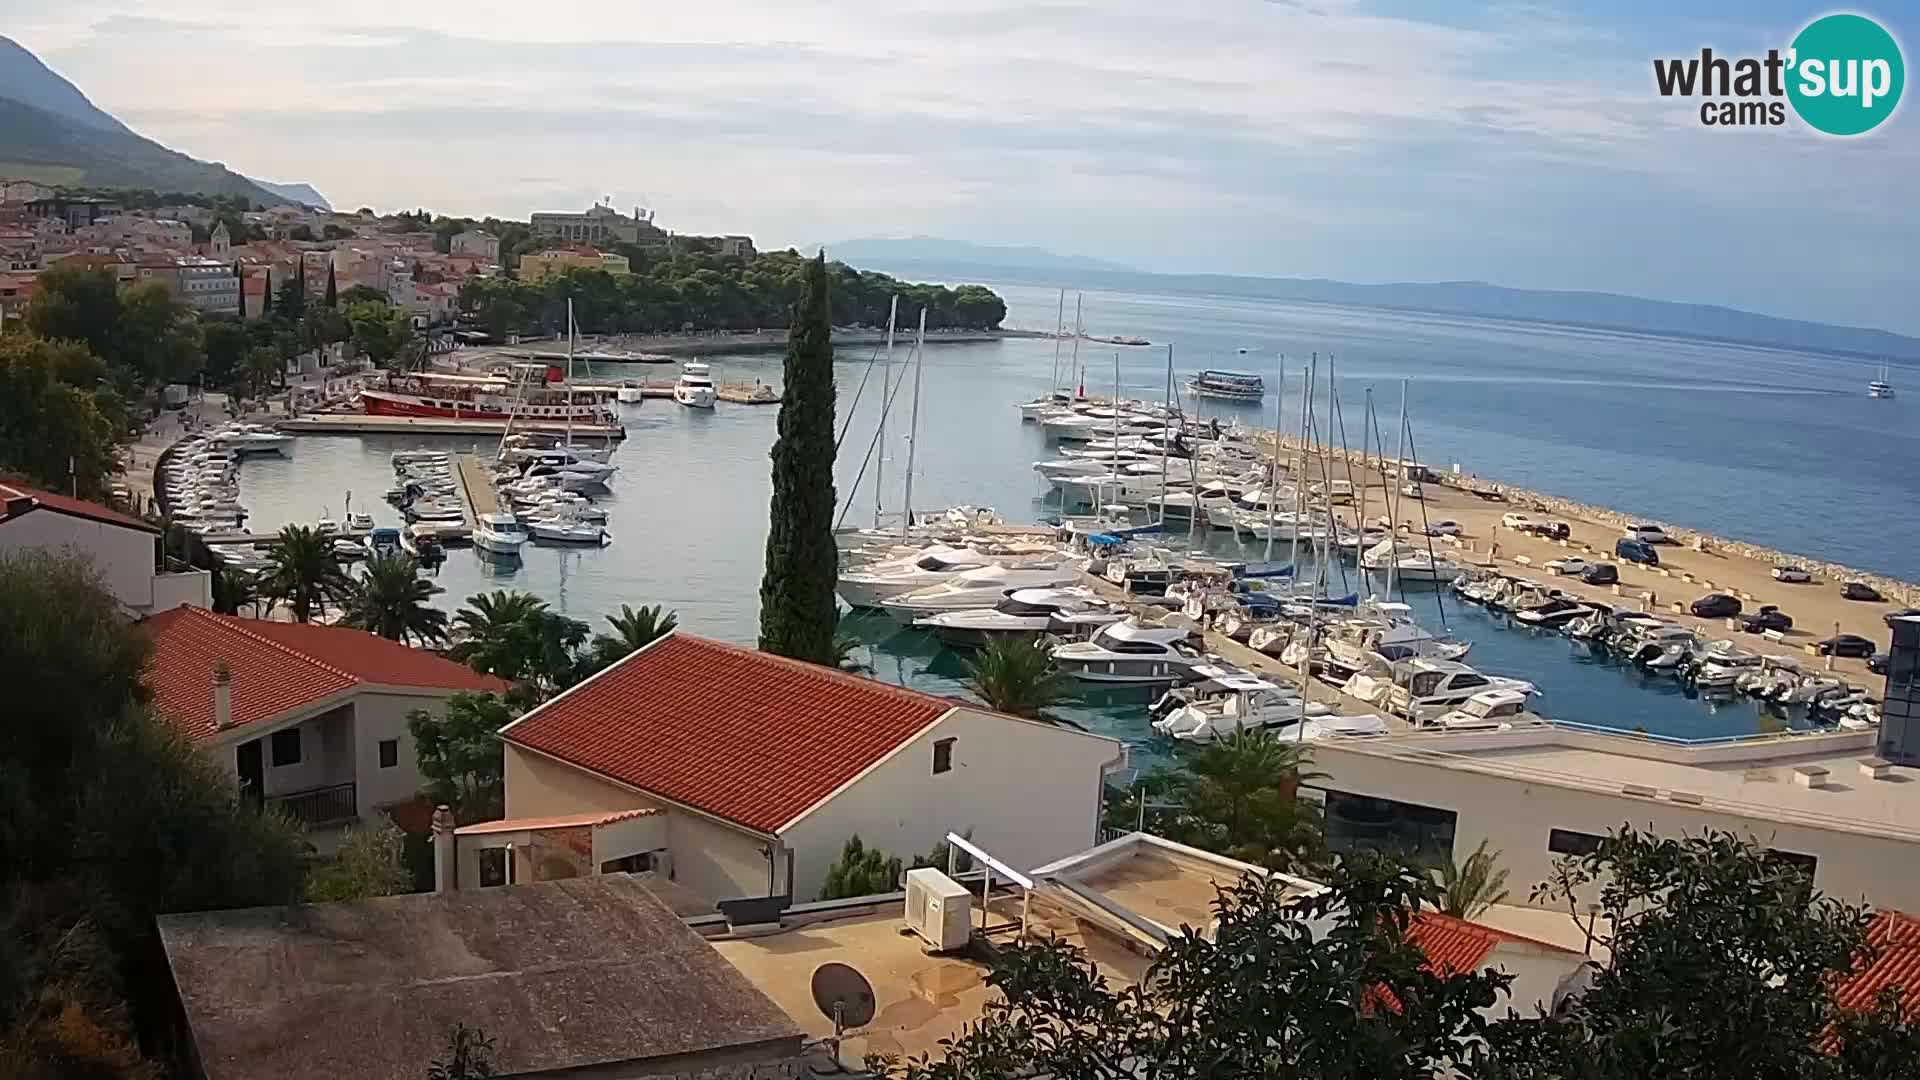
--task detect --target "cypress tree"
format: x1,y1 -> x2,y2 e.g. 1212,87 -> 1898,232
233,261 -> 246,318
261,268 -> 272,318
324,262 -> 338,308
757,252 -> 839,664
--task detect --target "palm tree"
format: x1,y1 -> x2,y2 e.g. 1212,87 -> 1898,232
210,566 -> 257,616
343,553 -> 448,645
1167,730 -> 1330,874
261,524 -> 354,623
963,637 -> 1069,721
586,603 -> 677,671
449,590 -> 550,673
1437,839 -> 1511,919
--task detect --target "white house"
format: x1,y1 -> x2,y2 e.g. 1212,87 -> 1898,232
143,607 -> 504,837
0,481 -> 208,614
456,632 -> 1129,904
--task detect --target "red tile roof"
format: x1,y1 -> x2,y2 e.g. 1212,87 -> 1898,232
143,607 -> 502,740
1368,912 -> 1578,1015
501,633 -> 954,834
0,480 -> 156,533
1834,910 -> 1920,1016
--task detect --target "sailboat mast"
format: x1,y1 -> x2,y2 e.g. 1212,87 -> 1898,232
1386,378 -> 1410,597
1049,289 -> 1066,397
1158,343 -> 1172,526
1069,294 -> 1083,398
1354,388 -> 1372,577
875,295 -> 898,530
1287,362 -> 1310,581
1265,353 -> 1284,564
899,307 -> 927,538
564,298 -> 576,449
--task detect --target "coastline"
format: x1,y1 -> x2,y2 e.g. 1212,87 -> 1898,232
505,327 -> 1051,360
1256,431 -> 1919,606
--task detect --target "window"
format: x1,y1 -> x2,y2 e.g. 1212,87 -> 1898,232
1766,848 -> 1818,878
378,739 -> 399,769
270,728 -> 302,767
1548,828 -> 1605,856
1323,789 -> 1456,862
600,851 -> 656,874
932,738 -> 956,775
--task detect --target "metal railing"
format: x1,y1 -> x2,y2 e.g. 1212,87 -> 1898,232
269,782 -> 358,827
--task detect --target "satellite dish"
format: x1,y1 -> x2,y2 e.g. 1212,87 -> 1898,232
811,962 -> 877,1031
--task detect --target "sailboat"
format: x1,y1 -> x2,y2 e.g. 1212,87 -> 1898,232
1870,363 -> 1895,399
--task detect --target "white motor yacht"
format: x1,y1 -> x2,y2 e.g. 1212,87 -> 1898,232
1691,646 -> 1762,690
1360,538 -> 1466,584
674,362 -> 718,408
1343,657 -> 1534,717
1033,449 -> 1155,481
1428,688 -> 1530,731
473,511 -> 530,557
217,424 -> 296,457
837,545 -> 998,609
913,587 -> 1121,646
880,564 -> 1083,621
1153,674 -> 1333,741
346,511 -> 375,531
1052,618 -> 1202,683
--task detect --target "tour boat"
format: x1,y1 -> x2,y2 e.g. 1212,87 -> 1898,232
673,362 -> 718,408
1185,370 -> 1266,403
360,366 -> 616,424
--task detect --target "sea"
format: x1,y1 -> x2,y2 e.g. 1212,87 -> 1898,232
229,281 -> 1917,766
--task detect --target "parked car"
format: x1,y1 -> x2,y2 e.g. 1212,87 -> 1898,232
1868,653 -> 1890,675
1501,513 -> 1536,531
1740,605 -> 1793,634
1581,563 -> 1619,586
1546,556 -> 1591,576
1400,482 -> 1425,499
1615,537 -> 1660,566
1818,634 -> 1878,658
1425,520 -> 1462,537
1771,565 -> 1812,583
1690,593 -> 1744,619
1842,581 -> 1884,602
1625,523 -> 1672,545
1883,607 -> 1920,628
1519,520 -> 1571,540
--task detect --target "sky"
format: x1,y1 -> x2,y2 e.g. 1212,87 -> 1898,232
4,0 -> 1915,332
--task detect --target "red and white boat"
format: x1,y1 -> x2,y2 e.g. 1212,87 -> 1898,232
357,366 -> 616,425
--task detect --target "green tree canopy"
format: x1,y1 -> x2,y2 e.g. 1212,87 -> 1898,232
408,691 -> 515,822
0,551 -> 305,1076
758,253 -> 839,664
818,835 -> 904,900
304,822 -> 413,902
343,553 -> 448,645
584,603 -> 677,673
260,523 -> 355,622
25,264 -> 201,388
348,300 -> 416,370
0,335 -> 123,497
964,637 -> 1068,721
1110,730 -> 1330,876
341,283 -> 391,307
448,590 -> 590,705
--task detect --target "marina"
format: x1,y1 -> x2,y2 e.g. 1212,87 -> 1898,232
161,286 -> 1917,770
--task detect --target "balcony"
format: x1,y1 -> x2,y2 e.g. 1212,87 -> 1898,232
269,782 -> 358,828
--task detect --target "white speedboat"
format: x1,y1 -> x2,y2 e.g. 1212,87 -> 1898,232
913,587 -> 1121,646
346,511 -> 375,531
215,424 -> 296,457
674,362 -> 717,408
837,546 -> 999,609
331,537 -> 368,560
526,509 -> 609,545
1052,618 -> 1202,683
1344,657 -> 1534,717
880,564 -> 1083,621
1360,539 -> 1466,584
1428,688 -> 1529,731
472,511 -> 530,557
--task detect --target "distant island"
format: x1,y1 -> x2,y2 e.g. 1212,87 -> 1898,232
850,246 -> 1920,363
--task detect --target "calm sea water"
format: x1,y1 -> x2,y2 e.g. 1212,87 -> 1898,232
233,285 -> 1914,761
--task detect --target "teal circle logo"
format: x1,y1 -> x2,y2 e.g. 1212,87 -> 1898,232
1787,13 -> 1904,136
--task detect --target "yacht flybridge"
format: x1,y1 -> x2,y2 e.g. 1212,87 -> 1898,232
1052,618 -> 1204,683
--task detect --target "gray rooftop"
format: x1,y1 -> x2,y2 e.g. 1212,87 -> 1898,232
159,875 -> 803,1080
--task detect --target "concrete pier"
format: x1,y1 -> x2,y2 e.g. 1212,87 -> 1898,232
455,454 -> 498,519
274,414 -> 626,440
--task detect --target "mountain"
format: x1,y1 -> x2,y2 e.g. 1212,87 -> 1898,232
825,236 -> 1133,274
0,35 -> 128,135
0,36 -> 286,204
253,180 -> 331,209
855,249 -> 1920,362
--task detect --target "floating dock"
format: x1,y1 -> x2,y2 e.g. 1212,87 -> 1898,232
274,414 -> 626,440
578,379 -> 781,404
455,454 -> 498,519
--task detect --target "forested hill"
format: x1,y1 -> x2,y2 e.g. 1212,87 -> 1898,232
457,247 -> 1007,338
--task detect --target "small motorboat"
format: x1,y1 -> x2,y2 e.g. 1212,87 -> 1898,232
472,512 -> 530,558
346,511 -> 375,531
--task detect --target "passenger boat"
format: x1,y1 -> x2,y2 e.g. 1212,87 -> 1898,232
1185,370 -> 1266,403
359,366 -> 616,424
673,362 -> 718,408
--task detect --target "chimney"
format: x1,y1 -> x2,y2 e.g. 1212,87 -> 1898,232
432,804 -> 458,893
212,660 -> 233,730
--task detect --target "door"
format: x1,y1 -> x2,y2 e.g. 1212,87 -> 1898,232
236,739 -> 263,810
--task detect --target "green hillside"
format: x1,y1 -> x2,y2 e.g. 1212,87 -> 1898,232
0,96 -> 286,204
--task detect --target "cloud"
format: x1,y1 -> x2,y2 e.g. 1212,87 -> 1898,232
5,1 -> 1914,329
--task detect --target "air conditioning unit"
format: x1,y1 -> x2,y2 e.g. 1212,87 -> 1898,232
903,867 -> 972,952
